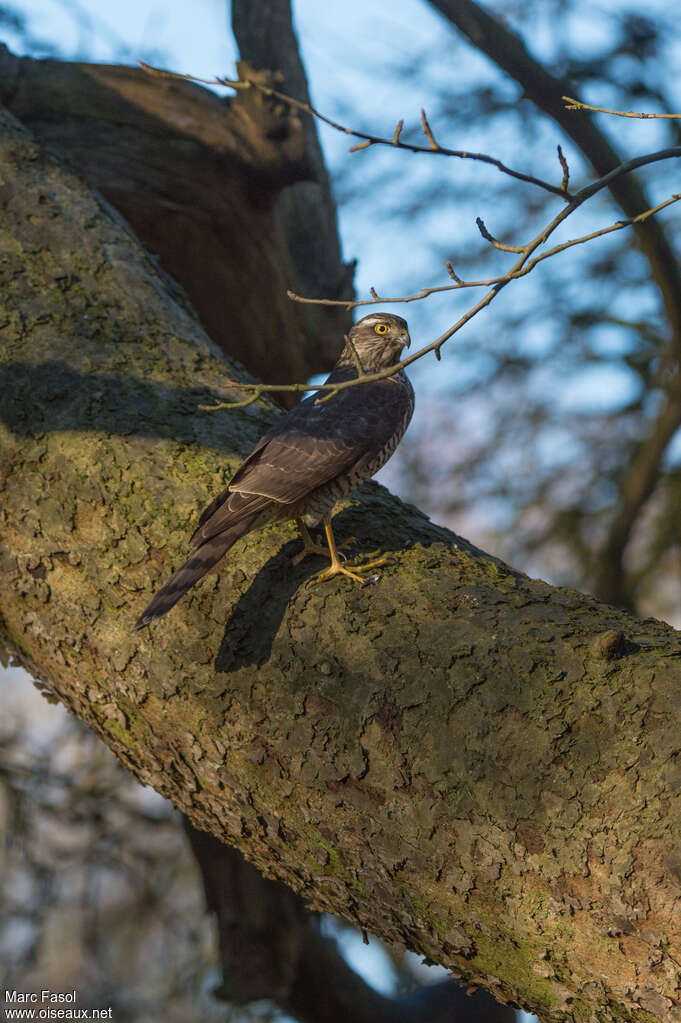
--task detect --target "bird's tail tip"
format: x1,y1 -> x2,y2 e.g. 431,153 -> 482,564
131,615 -> 153,633
131,598 -> 174,633
131,521 -> 252,636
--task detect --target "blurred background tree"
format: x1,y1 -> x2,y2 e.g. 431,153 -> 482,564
2,0 -> 681,1020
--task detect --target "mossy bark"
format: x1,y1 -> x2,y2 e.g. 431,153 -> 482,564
1,106 -> 681,1023
0,46 -> 353,395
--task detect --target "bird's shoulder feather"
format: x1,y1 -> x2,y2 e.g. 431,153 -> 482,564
189,370 -> 413,548
227,370 -> 413,504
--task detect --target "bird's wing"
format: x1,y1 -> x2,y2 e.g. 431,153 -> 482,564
190,376 -> 411,548
230,377 -> 410,501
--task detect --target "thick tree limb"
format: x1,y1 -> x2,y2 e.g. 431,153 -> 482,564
186,824 -> 514,1022
2,107 -> 681,1023
231,0 -> 354,311
0,44 -> 352,394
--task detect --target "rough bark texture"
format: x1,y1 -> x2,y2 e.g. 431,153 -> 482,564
0,45 -> 353,395
2,106 -> 681,1023
232,0 -> 355,316
186,822 -> 515,1022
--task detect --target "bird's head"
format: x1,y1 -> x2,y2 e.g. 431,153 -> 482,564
340,312 -> 411,372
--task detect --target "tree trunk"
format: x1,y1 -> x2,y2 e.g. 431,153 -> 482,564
1,100 -> 681,1023
0,44 -> 353,395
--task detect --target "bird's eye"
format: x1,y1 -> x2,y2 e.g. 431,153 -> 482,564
374,323 -> 390,335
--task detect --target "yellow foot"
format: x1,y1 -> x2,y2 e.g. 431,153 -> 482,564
307,553 -> 393,587
292,536 -> 356,566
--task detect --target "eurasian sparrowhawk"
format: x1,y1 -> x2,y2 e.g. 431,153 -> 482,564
133,312 -> 414,630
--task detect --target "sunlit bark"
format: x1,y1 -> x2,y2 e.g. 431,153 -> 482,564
2,103 -> 681,1023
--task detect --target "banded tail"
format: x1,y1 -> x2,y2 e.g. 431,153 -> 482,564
133,490 -> 270,632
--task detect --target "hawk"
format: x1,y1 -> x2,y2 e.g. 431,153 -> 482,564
133,312 -> 414,631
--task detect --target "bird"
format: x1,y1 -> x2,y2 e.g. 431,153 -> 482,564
133,312 -> 414,631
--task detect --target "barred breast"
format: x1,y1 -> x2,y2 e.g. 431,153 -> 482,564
301,370 -> 414,526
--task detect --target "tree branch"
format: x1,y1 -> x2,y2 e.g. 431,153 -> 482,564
231,0 -> 355,316
140,62 -> 571,199
0,45 -> 348,397
427,0 -> 681,350
3,103 -> 681,1023
593,390 -> 681,608
427,0 -> 681,609
187,823 -> 514,1022
563,95 -> 681,119
134,17 -> 681,611
205,160 -> 681,409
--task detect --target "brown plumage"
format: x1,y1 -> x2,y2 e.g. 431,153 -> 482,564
133,312 -> 414,631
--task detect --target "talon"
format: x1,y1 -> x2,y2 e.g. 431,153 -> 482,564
307,553 -> 393,588
298,516 -> 392,588
292,518 -> 333,565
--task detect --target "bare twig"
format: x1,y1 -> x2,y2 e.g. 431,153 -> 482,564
287,146 -> 681,310
139,64 -> 681,410
563,95 -> 681,120
476,216 -> 526,253
140,62 -> 572,199
557,145 -> 570,192
198,379 -> 320,411
522,192 -> 681,272
287,190 -> 681,315
343,333 -> 365,376
311,333 -> 368,405
445,262 -> 463,284
420,108 -> 441,151
209,182 -> 681,411
199,392 -> 262,411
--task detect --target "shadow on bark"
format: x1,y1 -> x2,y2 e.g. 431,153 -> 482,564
0,362 -> 269,451
214,503 -> 430,672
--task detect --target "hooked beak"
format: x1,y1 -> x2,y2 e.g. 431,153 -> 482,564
401,331 -> 411,349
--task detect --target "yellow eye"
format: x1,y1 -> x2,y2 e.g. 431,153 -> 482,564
374,323 -> 390,335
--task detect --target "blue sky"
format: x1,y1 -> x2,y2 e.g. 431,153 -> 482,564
8,0 -> 680,1012
1,3 -> 477,1003
9,0 -> 677,473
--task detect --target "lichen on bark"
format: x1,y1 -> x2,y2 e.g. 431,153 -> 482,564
2,104 -> 681,1023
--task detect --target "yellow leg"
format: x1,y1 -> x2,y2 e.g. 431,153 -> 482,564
306,516 -> 392,587
292,519 -> 331,565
